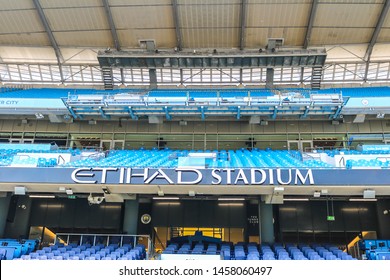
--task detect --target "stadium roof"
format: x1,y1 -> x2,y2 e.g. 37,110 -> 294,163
1,0 -> 390,87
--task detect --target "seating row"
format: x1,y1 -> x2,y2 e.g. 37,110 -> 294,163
162,242 -> 356,260
0,239 -> 38,260
359,239 -> 390,260
14,242 -> 147,261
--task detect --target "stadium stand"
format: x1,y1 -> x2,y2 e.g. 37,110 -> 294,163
359,240 -> 390,260
2,1 -> 390,265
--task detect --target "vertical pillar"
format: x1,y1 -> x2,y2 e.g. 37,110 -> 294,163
4,196 -> 32,239
0,196 -> 11,238
149,69 -> 157,89
122,200 -> 139,235
266,68 -> 274,88
259,201 -> 275,244
376,199 -> 390,239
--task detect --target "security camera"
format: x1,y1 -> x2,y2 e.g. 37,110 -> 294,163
88,194 -> 105,205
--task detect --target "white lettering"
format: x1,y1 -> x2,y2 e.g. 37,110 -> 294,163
94,168 -> 117,184
250,169 -> 266,184
145,169 -> 174,184
211,169 -> 222,185
277,169 -> 292,185
71,168 -> 96,184
119,168 -> 125,184
295,169 -> 314,185
176,168 -> 203,184
223,169 -> 235,185
268,169 -> 274,185
127,168 -> 149,183
234,169 -> 249,185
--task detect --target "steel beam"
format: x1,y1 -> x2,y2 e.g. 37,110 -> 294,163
32,0 -> 64,82
303,0 -> 319,49
172,0 -> 183,51
102,0 -> 121,51
365,0 -> 390,61
239,0 -> 247,50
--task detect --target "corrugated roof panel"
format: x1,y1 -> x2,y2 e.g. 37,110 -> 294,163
315,3 -> 382,27
377,28 -> 390,43
39,0 -> 102,8
246,27 -> 306,47
179,1 -> 240,28
380,5 -> 390,28
61,48 -> 100,64
0,0 -> 35,10
54,31 -> 113,48
0,33 -> 50,46
118,29 -> 176,49
0,10 -> 44,33
0,46 -> 57,64
178,0 -> 240,4
182,28 -> 239,48
110,0 -> 171,5
318,0 -> 384,4
311,27 -> 373,45
112,6 -> 174,29
247,3 -> 310,27
248,0 -> 311,3
44,8 -> 109,31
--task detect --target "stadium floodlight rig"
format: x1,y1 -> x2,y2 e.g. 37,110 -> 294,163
97,49 -> 327,69
97,48 -> 327,90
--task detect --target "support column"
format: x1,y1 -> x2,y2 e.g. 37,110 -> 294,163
259,201 -> 275,244
266,68 -> 274,88
122,200 -> 139,235
149,69 -> 157,89
4,196 -> 32,239
376,199 -> 390,239
0,196 -> 11,238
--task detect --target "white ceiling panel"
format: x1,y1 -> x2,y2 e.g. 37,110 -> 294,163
54,31 -> 113,48
318,0 -> 384,4
178,0 -> 240,4
378,28 -> 390,43
112,6 -> 174,29
0,33 -> 50,47
325,44 -> 367,62
370,43 -> 390,61
315,3 -> 382,27
380,6 -> 390,28
109,0 -> 171,5
39,0 -> 102,8
0,0 -> 35,10
246,28 -> 306,47
0,46 -> 57,64
182,28 -> 239,48
247,3 -> 310,27
61,48 -> 100,64
179,2 -> 240,28
248,0 -> 311,3
311,27 -> 373,45
0,10 -> 44,33
44,8 -> 109,31
118,29 -> 176,49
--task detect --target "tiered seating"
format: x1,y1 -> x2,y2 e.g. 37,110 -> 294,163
4,144 -> 390,169
15,242 -> 147,260
61,148 -> 332,169
359,239 -> 390,260
161,242 -> 356,260
0,239 -> 38,260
